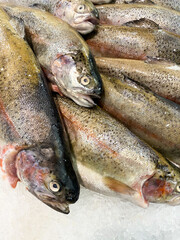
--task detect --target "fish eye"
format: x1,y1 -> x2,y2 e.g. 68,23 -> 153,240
176,184 -> 180,193
80,76 -> 90,86
77,5 -> 85,12
49,181 -> 61,193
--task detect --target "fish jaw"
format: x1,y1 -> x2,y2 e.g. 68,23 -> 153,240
73,13 -> 99,35
33,190 -> 70,214
54,0 -> 99,34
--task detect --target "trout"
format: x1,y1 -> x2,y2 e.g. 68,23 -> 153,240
0,7 -> 79,213
95,57 -> 180,104
0,0 -> 99,34
99,74 -> 180,166
56,96 -> 180,206
114,0 -> 180,12
2,5 -> 102,107
97,4 -> 180,35
85,25 -> 180,64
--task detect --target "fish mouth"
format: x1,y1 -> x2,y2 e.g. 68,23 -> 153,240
35,192 -> 70,214
71,92 -> 99,107
167,195 -> 180,206
73,14 -> 99,34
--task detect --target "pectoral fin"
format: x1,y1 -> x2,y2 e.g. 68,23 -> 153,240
104,176 -> 148,208
123,18 -> 160,30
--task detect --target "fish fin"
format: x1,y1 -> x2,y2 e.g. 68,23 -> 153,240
50,83 -> 64,96
29,3 -> 47,11
145,57 -> 177,66
104,176 -> 148,208
8,176 -> 19,188
123,18 -> 160,30
9,17 -> 25,39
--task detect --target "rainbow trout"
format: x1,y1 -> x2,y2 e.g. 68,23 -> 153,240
3,5 -> 102,107
99,74 -> 180,166
85,25 -> 180,64
0,7 -> 79,213
0,0 -> 99,34
114,0 -> 180,12
97,4 -> 180,35
95,57 -> 180,104
56,96 -> 180,206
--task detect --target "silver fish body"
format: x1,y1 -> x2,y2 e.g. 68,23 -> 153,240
0,7 -> 79,213
57,96 -> 180,207
95,57 -> 180,104
2,5 -> 102,108
99,74 -> 180,166
86,25 -> 180,65
97,4 -> 180,35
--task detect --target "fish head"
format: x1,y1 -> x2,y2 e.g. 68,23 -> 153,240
51,52 -> 102,107
55,0 -> 99,34
15,145 -> 80,213
142,175 -> 180,205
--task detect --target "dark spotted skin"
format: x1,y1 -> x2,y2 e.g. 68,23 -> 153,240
0,8 -> 79,209
2,6 -> 102,104
99,74 -> 180,165
97,4 -> 180,35
114,0 -> 180,12
86,26 -> 180,64
57,96 -> 180,205
95,57 -> 180,104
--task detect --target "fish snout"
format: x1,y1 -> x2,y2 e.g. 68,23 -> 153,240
91,8 -> 99,20
65,189 -> 79,203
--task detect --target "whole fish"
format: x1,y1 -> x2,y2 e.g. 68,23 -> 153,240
0,7 -> 79,213
0,0 -> 99,34
85,25 -> 180,64
114,0 -> 180,12
57,96 -> 180,206
97,4 -> 180,35
95,57 -> 180,104
99,74 -> 180,166
3,5 -> 102,108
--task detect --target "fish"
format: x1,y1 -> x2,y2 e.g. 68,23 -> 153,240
97,4 -> 180,35
95,57 -> 180,104
0,7 -> 80,213
98,74 -> 180,166
85,25 -> 180,64
2,5 -> 102,108
56,96 -> 180,206
0,0 -> 99,34
114,0 -> 180,12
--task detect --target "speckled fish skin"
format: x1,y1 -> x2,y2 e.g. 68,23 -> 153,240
0,0 -> 99,34
0,8 -> 80,213
95,57 -> 180,104
97,4 -> 180,35
99,74 -> 180,166
56,96 -> 180,206
85,25 -> 180,64
114,0 -> 180,12
2,5 -> 102,108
